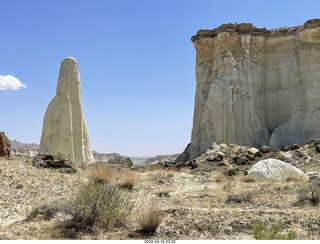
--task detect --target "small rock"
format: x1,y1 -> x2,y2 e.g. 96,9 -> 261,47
219,143 -> 228,148
294,150 -> 305,158
232,156 -> 240,164
214,152 -> 224,162
272,148 -> 280,153
247,147 -> 259,155
246,154 -> 256,161
15,184 -> 23,189
290,144 -> 300,150
259,146 -> 271,154
211,142 -> 221,152
175,162 -> 186,169
225,168 -> 237,176
213,156 -> 222,162
186,159 -> 198,169
236,157 -> 249,165
283,146 -> 290,152
312,139 -> 320,146
315,145 -> 320,153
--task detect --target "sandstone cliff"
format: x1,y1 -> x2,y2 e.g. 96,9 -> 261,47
188,19 -> 320,159
39,57 -> 94,164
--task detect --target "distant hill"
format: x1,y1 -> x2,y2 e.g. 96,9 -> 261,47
10,140 -> 39,149
9,140 -> 179,165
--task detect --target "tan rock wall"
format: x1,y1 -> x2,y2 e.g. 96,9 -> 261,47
189,19 -> 320,159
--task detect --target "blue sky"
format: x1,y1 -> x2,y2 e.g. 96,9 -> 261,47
1,0 -> 319,157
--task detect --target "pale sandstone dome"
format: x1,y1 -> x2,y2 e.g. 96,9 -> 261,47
188,19 -> 320,160
247,158 -> 308,182
39,57 -> 94,164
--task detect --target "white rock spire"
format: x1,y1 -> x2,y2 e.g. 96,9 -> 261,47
39,57 -> 94,164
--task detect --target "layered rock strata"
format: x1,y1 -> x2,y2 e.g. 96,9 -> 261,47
188,19 -> 320,159
39,57 -> 94,164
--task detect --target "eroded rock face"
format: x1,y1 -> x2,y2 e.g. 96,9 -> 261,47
0,132 -> 11,157
39,57 -> 94,164
188,19 -> 320,159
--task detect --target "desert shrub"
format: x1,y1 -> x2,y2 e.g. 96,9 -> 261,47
60,181 -> 132,232
295,180 -> 320,205
146,164 -> 163,171
214,172 -> 227,182
222,180 -> 232,190
150,171 -> 174,184
296,186 -> 312,205
120,168 -> 136,190
252,222 -> 297,240
225,191 -> 253,204
27,201 -> 61,220
157,191 -> 170,198
89,163 -> 112,184
136,200 -> 163,235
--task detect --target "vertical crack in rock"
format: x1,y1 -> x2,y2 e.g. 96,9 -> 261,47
39,57 -> 94,165
186,19 -> 320,160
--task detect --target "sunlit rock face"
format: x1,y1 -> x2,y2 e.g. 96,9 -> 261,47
188,19 -> 320,159
39,57 -> 94,164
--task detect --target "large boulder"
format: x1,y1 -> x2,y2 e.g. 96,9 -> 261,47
0,132 -> 11,157
39,57 -> 94,165
247,158 -> 308,182
32,152 -> 77,173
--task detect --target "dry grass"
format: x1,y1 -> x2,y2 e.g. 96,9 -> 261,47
222,179 -> 233,191
27,201 -> 61,221
136,200 -> 163,235
146,164 -> 163,171
214,172 -> 227,182
3,157 -> 320,240
58,181 -> 133,233
89,163 -> 112,184
150,171 -> 174,184
120,169 -> 136,190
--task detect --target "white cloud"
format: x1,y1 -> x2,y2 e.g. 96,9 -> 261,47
0,75 -> 27,91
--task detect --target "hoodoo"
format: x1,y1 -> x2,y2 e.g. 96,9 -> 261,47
185,19 -> 320,160
39,57 -> 94,164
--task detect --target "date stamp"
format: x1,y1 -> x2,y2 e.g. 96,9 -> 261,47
144,240 -> 176,244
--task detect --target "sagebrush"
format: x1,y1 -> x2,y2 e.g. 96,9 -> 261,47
60,181 -> 133,232
252,222 -> 297,240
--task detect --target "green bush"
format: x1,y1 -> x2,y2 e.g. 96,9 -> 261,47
61,181 -> 133,232
252,222 -> 297,240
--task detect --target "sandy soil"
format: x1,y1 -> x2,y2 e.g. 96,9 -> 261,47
0,158 -> 319,240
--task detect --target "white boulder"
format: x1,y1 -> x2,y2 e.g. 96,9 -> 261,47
247,158 -> 308,182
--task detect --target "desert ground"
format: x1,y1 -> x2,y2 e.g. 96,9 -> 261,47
1,150 -> 320,240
